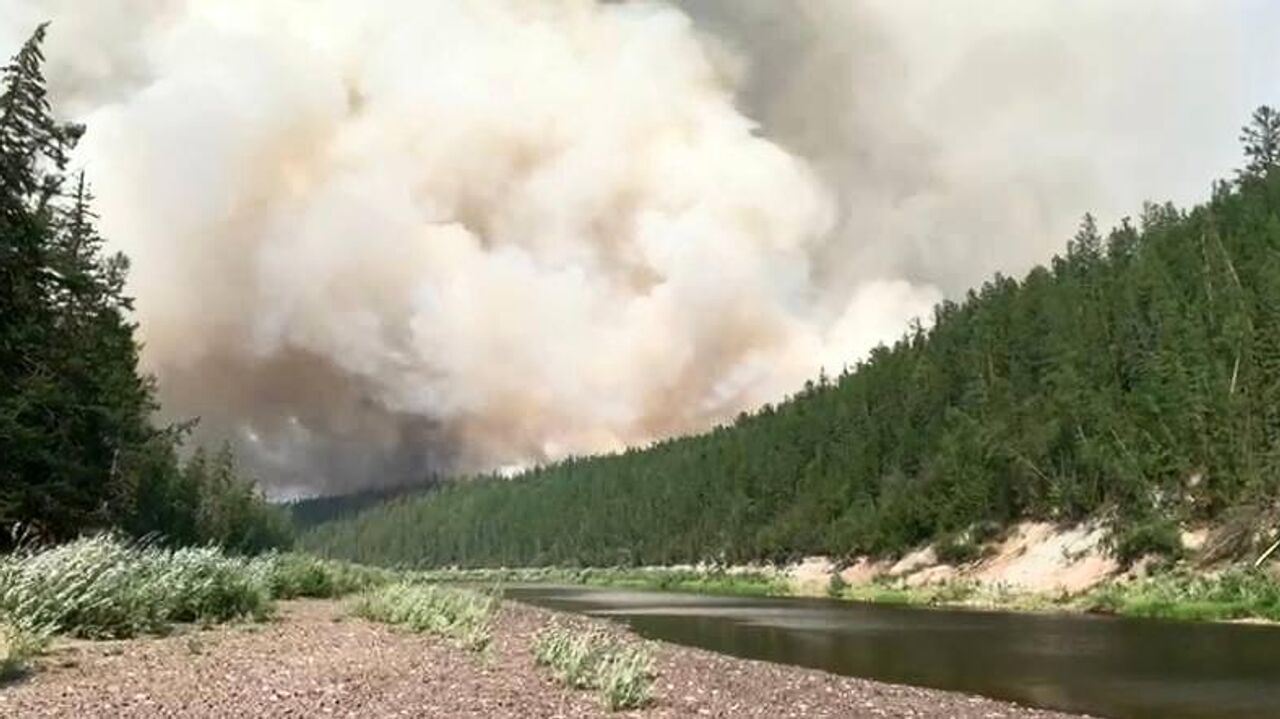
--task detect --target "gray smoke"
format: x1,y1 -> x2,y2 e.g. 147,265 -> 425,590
0,0 -> 1268,495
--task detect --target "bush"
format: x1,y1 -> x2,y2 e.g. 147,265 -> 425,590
353,583 -> 498,651
826,572 -> 849,598
0,536 -> 271,639
534,626 -> 655,710
151,546 -> 272,624
935,536 -> 983,565
1113,520 -> 1184,566
253,553 -> 391,599
968,521 -> 1003,545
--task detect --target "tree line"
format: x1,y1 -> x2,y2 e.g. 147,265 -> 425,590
0,28 -> 289,552
286,477 -> 443,530
303,107 -> 1280,569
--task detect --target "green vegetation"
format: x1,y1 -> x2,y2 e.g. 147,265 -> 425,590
352,583 -> 499,651
419,566 -> 787,597
0,536 -> 389,644
0,533 -> 416,676
0,618 -> 44,680
934,536 -> 984,565
837,579 -> 977,607
0,535 -> 270,639
119,441 -> 294,554
286,480 -> 441,531
1081,569 -> 1280,622
534,626 -> 655,710
304,106 -> 1280,571
0,27 -> 288,552
826,572 -> 849,598
256,552 -> 393,600
1111,519 -> 1185,566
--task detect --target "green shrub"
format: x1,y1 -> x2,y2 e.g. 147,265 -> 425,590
534,626 -> 655,710
826,572 -> 849,597
935,536 -> 983,565
1113,520 -> 1184,566
254,553 -> 391,599
151,546 -> 272,624
968,521 -> 1003,545
353,583 -> 498,650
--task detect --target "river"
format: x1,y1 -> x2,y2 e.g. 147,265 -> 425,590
506,585 -> 1280,719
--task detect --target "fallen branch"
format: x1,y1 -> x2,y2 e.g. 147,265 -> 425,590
1253,536 -> 1280,569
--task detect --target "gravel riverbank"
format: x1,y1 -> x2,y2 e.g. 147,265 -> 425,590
0,599 -> 1089,718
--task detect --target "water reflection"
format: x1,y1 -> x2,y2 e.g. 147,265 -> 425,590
507,585 -> 1280,719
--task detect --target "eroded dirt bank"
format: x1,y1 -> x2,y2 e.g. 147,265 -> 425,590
0,599 -> 1088,718
784,521 -> 1124,596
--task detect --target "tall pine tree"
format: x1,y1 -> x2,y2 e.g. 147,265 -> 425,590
0,26 -> 154,545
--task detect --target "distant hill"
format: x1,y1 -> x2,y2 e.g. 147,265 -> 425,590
286,479 -> 441,530
301,111 -> 1280,569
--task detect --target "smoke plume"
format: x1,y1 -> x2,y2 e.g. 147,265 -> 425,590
0,0 -> 1265,494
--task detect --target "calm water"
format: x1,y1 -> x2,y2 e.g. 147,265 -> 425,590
506,585 -> 1280,719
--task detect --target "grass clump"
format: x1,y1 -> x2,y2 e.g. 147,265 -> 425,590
0,617 -> 46,680
253,552 -> 392,599
1080,569 -> 1280,622
534,628 -> 600,687
534,626 -> 655,710
0,536 -> 271,639
352,582 -> 498,650
597,645 -> 656,710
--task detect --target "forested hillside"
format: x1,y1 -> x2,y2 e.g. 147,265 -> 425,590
0,28 -> 288,551
287,478 -> 441,530
302,108 -> 1280,569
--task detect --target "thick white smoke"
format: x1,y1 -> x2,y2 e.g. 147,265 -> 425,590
0,1 -> 1268,493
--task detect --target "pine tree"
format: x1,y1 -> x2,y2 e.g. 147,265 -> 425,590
0,27 -> 152,544
1239,105 -> 1280,181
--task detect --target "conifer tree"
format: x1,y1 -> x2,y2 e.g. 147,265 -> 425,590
0,25 -> 149,542
0,27 -> 290,550
1239,105 -> 1280,181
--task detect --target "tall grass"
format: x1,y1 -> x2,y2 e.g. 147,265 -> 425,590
0,536 -> 271,639
0,617 -> 45,680
353,582 -> 499,651
0,536 -> 395,644
534,626 -> 655,710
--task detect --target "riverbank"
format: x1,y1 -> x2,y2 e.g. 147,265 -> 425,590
0,598 -> 1088,718
416,521 -> 1280,624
